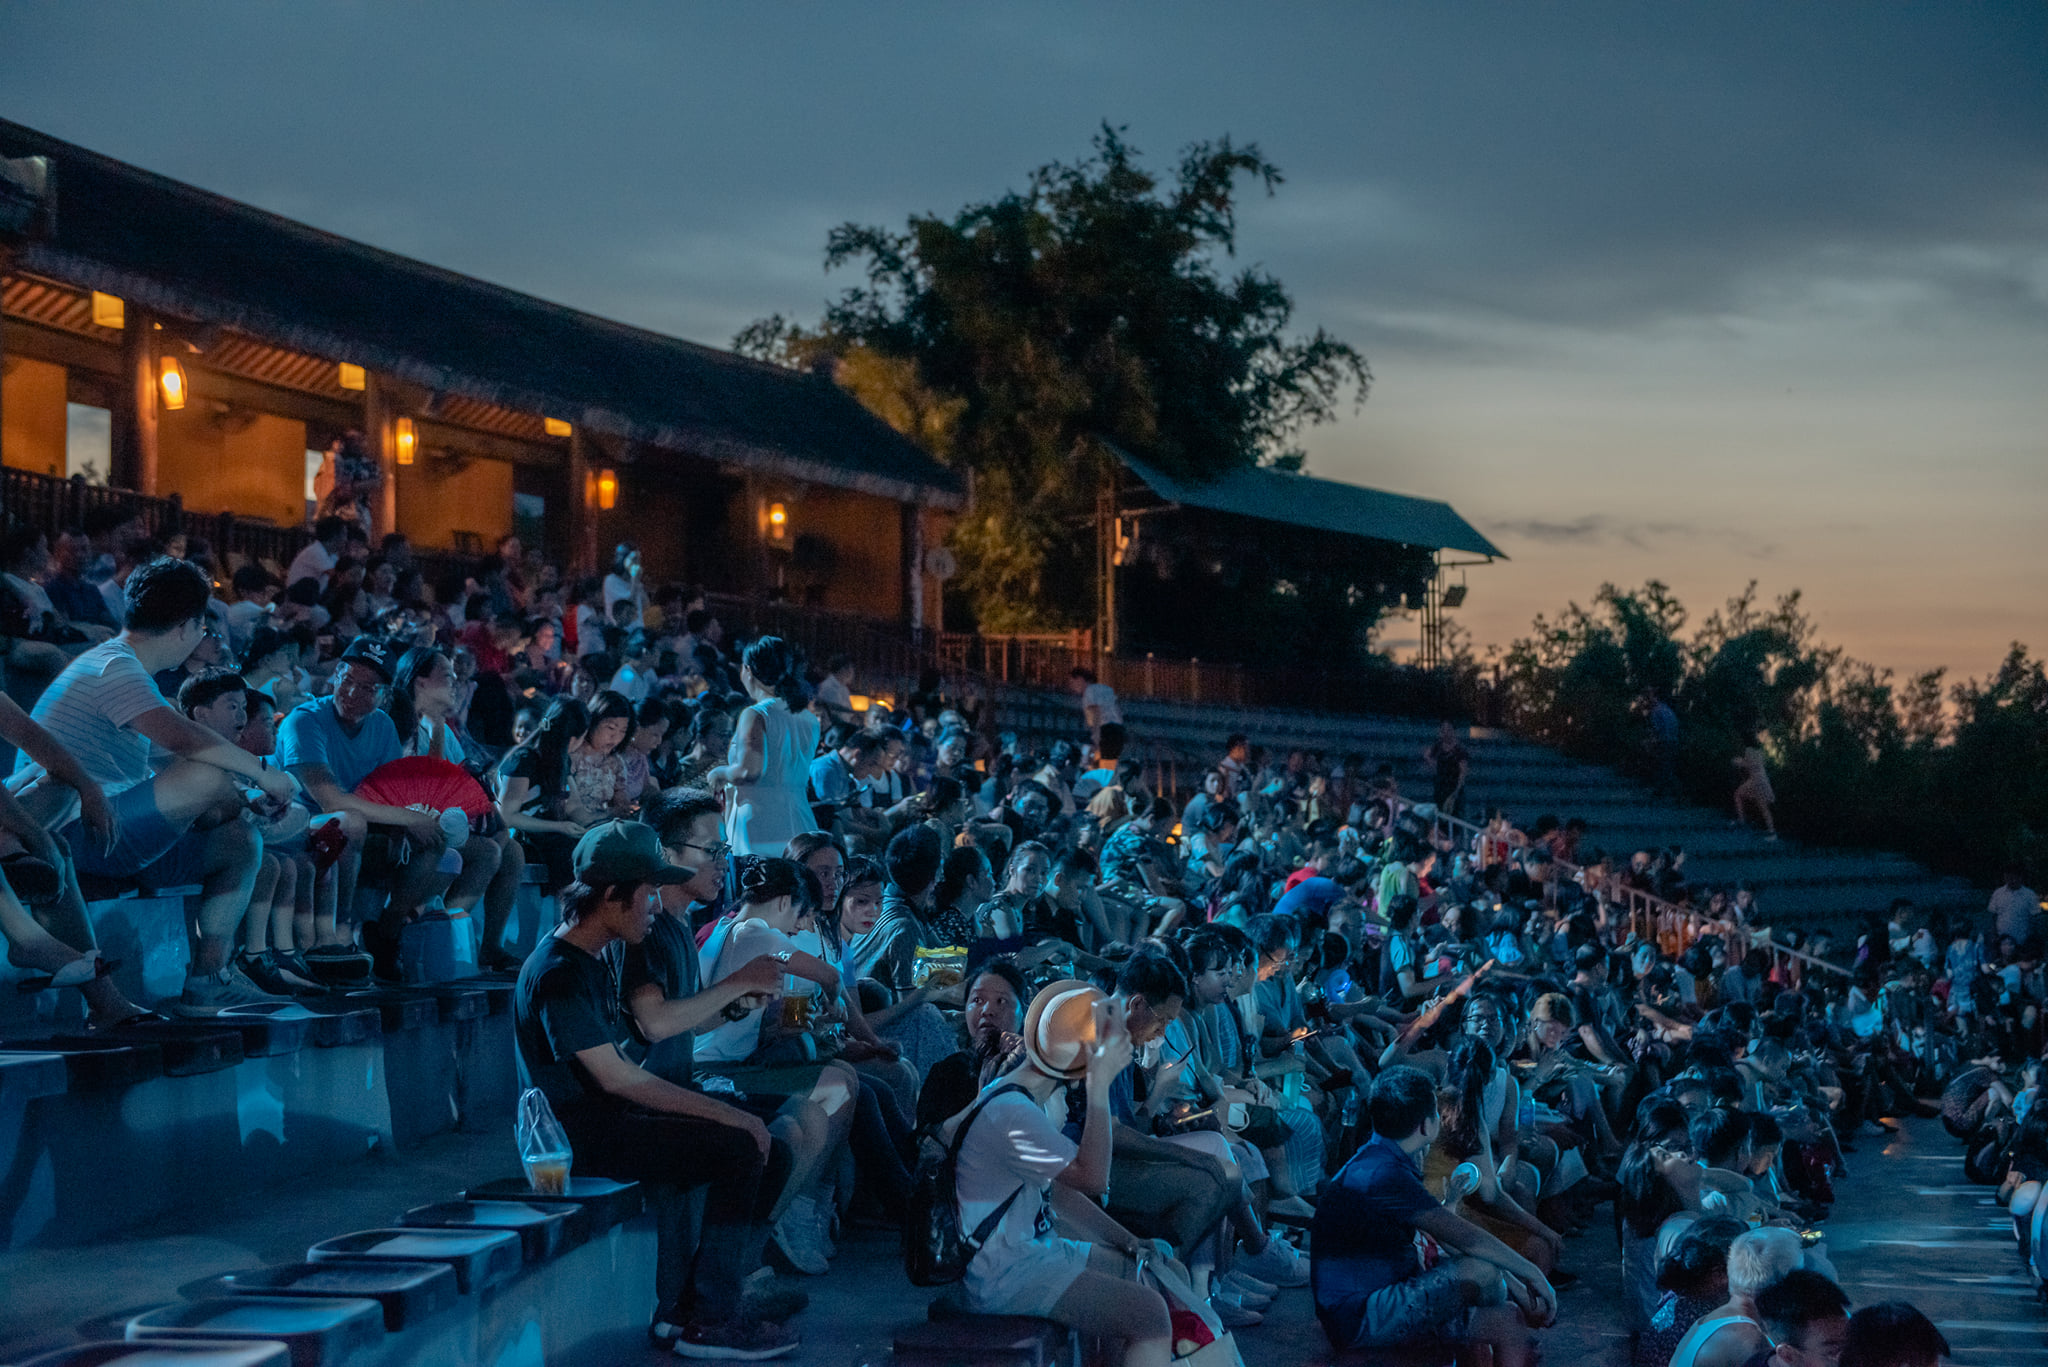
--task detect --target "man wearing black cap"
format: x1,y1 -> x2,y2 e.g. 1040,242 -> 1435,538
514,820 -> 798,1360
277,636 -> 494,981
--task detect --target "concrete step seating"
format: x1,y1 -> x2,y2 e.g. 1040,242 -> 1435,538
14,1176 -> 653,1367
1000,690 -> 1977,932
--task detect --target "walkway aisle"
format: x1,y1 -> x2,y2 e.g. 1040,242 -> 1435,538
1822,1116 -> 2048,1363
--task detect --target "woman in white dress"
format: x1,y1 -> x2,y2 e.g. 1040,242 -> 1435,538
708,636 -> 820,857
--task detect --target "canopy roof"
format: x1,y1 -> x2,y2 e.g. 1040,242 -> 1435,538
1114,446 -> 1504,558
0,118 -> 965,508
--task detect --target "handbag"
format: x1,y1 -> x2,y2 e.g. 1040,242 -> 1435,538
903,1082 -> 1028,1286
1236,1103 -> 1289,1150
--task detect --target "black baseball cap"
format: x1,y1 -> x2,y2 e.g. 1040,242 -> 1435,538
573,820 -> 689,886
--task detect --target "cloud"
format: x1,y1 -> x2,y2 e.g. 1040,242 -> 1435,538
1488,515 -> 1778,560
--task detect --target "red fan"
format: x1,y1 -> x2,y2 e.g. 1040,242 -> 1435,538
354,756 -> 492,818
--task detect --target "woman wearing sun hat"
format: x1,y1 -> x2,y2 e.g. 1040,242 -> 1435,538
945,979 -> 1174,1367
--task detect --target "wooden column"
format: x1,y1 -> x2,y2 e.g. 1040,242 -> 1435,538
567,425 -> 597,575
363,372 -> 398,537
0,251 -> 11,507
114,306 -> 159,493
902,500 -> 925,638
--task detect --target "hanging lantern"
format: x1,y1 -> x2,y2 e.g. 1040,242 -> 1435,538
157,355 -> 187,410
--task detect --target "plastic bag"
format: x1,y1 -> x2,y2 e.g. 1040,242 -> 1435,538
516,1087 -> 573,1195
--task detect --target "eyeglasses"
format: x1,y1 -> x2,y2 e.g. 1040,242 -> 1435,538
676,839 -> 730,860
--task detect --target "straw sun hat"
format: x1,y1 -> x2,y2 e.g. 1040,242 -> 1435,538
1022,979 -> 1109,1081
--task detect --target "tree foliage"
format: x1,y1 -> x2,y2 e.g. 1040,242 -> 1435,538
1495,581 -> 2047,882
737,125 -> 1370,632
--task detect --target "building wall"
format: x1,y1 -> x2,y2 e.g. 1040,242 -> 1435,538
792,486 -> 903,620
1,355 -> 68,476
158,404 -> 308,526
396,453 -> 514,551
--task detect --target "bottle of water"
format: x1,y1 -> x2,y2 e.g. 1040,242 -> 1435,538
1341,1089 -> 1360,1132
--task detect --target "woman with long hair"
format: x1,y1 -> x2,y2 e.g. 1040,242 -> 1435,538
388,645 -> 528,970
707,637 -> 819,856
827,854 -> 958,1083
494,696 -> 590,888
565,689 -> 638,825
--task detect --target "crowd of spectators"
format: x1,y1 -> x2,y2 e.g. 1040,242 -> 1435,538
0,516 -> 2035,1364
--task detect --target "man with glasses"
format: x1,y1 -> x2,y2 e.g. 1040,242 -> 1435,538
9,556 -> 298,1015
621,790 -> 810,1342
277,636 -> 492,982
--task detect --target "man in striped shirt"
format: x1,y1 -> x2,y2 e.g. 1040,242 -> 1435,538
10,557 -> 298,1015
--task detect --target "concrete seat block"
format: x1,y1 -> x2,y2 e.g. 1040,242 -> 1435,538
400,1197 -> 587,1263
199,1259 -> 458,1333
126,1296 -> 382,1367
894,1315 -> 1068,1367
464,1174 -> 643,1232
307,1226 -> 520,1294
84,895 -> 191,1007
17,1340 -> 292,1367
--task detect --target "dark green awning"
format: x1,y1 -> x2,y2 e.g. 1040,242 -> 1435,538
1114,446 -> 1504,558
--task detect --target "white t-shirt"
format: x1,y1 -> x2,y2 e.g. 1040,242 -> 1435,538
573,604 -> 606,658
285,541 -> 337,591
1081,682 -> 1122,726
1990,886 -> 2040,943
695,919 -> 802,1063
955,1087 -> 1091,1318
11,638 -> 169,794
414,718 -> 467,766
815,675 -> 854,716
609,662 -> 653,704
602,572 -> 645,627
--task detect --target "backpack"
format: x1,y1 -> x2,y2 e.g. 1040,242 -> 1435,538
903,1082 -> 1028,1286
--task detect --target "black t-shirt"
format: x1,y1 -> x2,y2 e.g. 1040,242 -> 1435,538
496,746 -> 559,815
620,910 -> 699,1086
513,936 -> 626,1126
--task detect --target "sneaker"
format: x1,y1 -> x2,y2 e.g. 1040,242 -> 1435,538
1222,1268 -> 1278,1298
738,1281 -> 810,1323
175,964 -> 289,1016
236,952 -> 303,998
1209,1290 -> 1264,1330
672,1316 -> 798,1360
1241,1236 -> 1310,1288
1218,1278 -> 1270,1309
1267,1194 -> 1317,1223
302,945 -> 373,988
769,1197 -> 830,1276
268,950 -> 331,995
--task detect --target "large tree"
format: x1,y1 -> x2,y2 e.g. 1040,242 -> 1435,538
736,125 -> 1370,633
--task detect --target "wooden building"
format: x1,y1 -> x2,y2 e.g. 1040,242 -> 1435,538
0,119 -> 965,628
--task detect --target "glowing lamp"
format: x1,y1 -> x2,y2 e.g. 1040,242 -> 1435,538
849,694 -> 873,712
768,501 -> 788,540
394,416 -> 417,465
543,417 -> 572,437
91,292 -> 125,329
337,362 -> 366,391
597,468 -> 618,510
157,355 -> 187,410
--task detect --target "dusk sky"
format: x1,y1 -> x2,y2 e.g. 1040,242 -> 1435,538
5,3 -> 2042,682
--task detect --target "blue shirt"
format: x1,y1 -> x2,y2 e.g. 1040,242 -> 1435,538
808,751 -> 856,804
277,696 -> 402,803
1276,876 -> 1345,920
1311,1133 -> 1441,1347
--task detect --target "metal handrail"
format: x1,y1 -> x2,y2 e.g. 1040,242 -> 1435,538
1387,793 -> 1850,980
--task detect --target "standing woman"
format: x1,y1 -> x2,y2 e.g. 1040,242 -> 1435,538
1731,732 -> 1777,841
708,637 -> 819,857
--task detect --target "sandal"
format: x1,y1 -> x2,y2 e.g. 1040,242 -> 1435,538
14,952 -> 120,994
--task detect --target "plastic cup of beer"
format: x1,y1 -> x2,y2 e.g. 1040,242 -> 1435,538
525,1155 -> 571,1196
781,993 -> 813,1030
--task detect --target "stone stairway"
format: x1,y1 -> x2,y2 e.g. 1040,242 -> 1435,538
997,692 -> 1978,936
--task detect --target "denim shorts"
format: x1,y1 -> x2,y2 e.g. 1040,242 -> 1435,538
1323,1264 -> 1475,1352
61,779 -> 209,887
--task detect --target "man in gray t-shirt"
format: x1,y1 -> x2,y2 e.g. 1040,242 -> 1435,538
10,558 -> 296,1016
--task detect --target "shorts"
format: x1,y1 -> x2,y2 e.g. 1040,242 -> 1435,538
62,779 -> 209,887
1320,1264 -> 1475,1352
